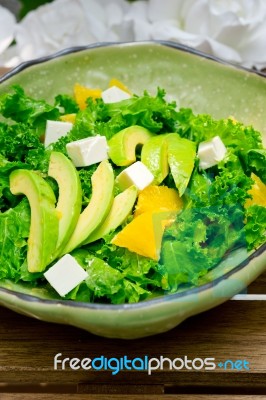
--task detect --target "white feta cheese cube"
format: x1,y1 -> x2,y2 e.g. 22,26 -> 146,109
117,161 -> 154,191
44,254 -> 88,297
198,136 -> 227,169
45,120 -> 73,147
66,135 -> 109,167
101,86 -> 131,104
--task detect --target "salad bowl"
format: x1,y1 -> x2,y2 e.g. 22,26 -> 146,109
0,41 -> 265,339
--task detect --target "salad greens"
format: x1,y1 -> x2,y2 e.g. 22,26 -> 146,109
0,86 -> 59,134
0,84 -> 265,304
0,198 -> 30,280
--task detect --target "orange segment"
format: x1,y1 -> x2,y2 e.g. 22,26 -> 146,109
74,83 -> 102,110
245,173 -> 266,208
60,113 -> 76,124
134,185 -> 183,217
109,78 -> 131,94
112,210 -> 177,260
112,185 -> 182,260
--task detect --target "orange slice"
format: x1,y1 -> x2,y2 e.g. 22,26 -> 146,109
74,83 -> 102,110
245,173 -> 266,208
60,113 -> 76,124
108,78 -> 131,94
112,210 -> 177,260
134,185 -> 183,217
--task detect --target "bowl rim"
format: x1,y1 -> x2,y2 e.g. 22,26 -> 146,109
0,40 -> 265,84
0,40 -> 265,310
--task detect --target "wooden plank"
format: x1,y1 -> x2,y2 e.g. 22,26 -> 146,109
1,395 -> 266,400
248,270 -> 266,294
0,299 -> 266,386
0,67 -> 10,77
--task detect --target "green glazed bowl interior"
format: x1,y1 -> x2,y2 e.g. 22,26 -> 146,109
0,41 -> 265,339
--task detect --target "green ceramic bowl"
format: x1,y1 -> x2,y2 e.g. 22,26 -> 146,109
0,41 -> 265,339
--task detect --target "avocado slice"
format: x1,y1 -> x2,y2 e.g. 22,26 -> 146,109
84,185 -> 138,244
141,135 -> 169,184
48,152 -> 82,257
61,160 -> 114,254
9,169 -> 59,273
108,125 -> 154,166
166,134 -> 196,196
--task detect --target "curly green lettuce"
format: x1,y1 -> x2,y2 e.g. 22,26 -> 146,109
65,250 -> 152,304
161,205 -> 246,291
0,199 -> 30,281
245,205 -> 266,250
0,85 -> 59,134
53,88 -> 180,153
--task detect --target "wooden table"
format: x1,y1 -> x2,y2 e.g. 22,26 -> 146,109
1,66 -> 266,399
0,68 -> 9,76
0,270 -> 266,399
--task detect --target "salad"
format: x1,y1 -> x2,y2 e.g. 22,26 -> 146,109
0,80 -> 265,304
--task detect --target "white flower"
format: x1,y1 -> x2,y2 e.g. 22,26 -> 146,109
135,0 -> 266,69
1,0 -> 266,70
124,1 -> 152,40
9,0 -> 133,64
0,6 -> 16,55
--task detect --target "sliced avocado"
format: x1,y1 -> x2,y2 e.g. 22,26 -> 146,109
9,169 -> 59,273
61,160 -> 114,254
141,135 -> 169,184
48,152 -> 82,257
108,125 -> 154,166
84,185 -> 138,244
166,134 -> 196,196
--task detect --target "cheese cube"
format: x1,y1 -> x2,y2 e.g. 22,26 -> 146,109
117,161 -> 154,191
101,86 -> 131,104
44,254 -> 88,297
66,135 -> 109,167
198,136 -> 227,169
45,120 -> 73,147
